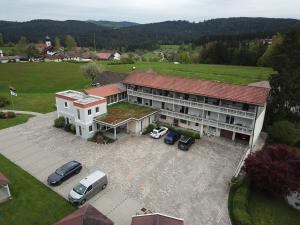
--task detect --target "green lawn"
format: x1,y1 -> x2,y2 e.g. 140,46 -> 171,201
0,61 -> 273,113
0,62 -> 90,113
249,191 -> 300,225
0,114 -> 33,130
0,154 -> 75,225
104,62 -> 273,84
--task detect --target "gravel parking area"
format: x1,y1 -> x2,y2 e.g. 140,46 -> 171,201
0,112 -> 246,225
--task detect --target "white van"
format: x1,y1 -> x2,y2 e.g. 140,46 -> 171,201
68,170 -> 108,205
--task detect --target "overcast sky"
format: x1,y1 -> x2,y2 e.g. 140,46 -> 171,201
1,0 -> 299,23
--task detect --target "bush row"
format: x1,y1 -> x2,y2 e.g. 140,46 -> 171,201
166,125 -> 201,139
88,131 -> 115,144
0,111 -> 16,119
142,124 -> 156,135
229,176 -> 253,225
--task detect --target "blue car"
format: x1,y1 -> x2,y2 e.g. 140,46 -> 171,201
164,131 -> 180,145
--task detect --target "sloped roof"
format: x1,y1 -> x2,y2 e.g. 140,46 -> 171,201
85,83 -> 126,98
53,204 -> 113,225
131,214 -> 184,225
96,51 -> 114,60
248,81 -> 271,89
124,72 -> 270,106
0,172 -> 9,186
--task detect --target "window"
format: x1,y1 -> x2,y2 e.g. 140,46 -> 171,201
88,109 -> 92,115
160,115 -> 166,120
66,118 -> 69,124
95,107 -> 99,113
86,185 -> 93,193
77,109 -> 80,120
207,111 -> 211,116
97,124 -> 100,130
64,102 -> 68,107
180,119 -> 187,124
195,123 -> 199,126
89,125 -> 93,132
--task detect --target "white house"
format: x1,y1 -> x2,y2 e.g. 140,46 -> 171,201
55,90 -> 107,139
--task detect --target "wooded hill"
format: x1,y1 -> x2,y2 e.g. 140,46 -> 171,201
0,17 -> 299,50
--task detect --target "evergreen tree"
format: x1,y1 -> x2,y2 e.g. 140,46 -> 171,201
267,28 -> 300,124
0,33 -> 4,47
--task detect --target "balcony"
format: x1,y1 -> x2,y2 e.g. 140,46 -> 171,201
159,109 -> 253,135
127,89 -> 256,119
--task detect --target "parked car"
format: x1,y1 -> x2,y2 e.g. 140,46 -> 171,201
150,127 -> 168,139
164,131 -> 180,144
47,161 -> 82,186
68,170 -> 108,206
178,136 -> 195,151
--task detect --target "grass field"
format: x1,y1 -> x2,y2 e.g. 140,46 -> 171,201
0,154 -> 75,225
0,114 -> 33,130
104,62 -> 273,84
0,61 -> 273,113
0,62 -> 90,113
249,191 -> 300,225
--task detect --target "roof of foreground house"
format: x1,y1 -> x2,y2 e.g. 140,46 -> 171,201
131,213 -> 184,225
123,72 -> 270,106
85,83 -> 126,98
53,204 -> 113,225
96,51 -> 114,60
0,172 -> 9,186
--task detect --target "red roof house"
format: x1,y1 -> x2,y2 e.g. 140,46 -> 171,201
124,72 -> 270,106
53,204 -> 113,225
131,213 -> 184,225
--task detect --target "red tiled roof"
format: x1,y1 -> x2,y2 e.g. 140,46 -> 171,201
124,72 -> 270,106
85,83 -> 125,98
131,214 -> 184,225
53,204 -> 113,225
96,51 -> 114,60
0,172 -> 9,186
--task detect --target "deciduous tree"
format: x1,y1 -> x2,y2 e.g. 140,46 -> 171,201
65,35 -> 77,51
245,144 -> 300,197
81,62 -> 104,81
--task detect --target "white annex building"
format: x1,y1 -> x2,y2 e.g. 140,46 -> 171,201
56,72 -> 270,147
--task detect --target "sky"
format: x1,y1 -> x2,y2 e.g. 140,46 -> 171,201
0,0 -> 299,23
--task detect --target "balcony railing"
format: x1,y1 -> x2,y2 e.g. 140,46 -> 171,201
160,109 -> 253,135
127,89 -> 256,119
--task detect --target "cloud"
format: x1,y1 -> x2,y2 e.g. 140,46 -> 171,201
0,0 -> 299,22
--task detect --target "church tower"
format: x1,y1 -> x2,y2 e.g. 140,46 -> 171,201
45,35 -> 51,47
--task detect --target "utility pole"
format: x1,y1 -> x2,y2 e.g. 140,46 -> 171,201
94,33 -> 96,52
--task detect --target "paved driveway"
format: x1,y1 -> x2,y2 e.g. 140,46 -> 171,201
0,112 -> 246,225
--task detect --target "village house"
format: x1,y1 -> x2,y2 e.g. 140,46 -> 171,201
95,51 -> 121,60
55,72 -> 270,146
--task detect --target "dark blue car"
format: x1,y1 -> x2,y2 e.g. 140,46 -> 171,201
164,131 -> 180,145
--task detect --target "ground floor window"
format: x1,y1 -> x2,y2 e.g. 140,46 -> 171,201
195,123 -> 199,126
89,125 -> 93,132
180,119 -> 187,124
79,126 -> 82,136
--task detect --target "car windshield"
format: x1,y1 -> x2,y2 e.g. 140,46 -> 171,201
73,183 -> 87,195
55,168 -> 65,176
152,130 -> 158,134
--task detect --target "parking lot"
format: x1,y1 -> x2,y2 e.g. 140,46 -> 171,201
0,112 -> 246,225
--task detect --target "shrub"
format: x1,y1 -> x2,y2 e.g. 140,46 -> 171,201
142,124 -> 156,135
89,131 -> 115,144
245,144 -> 300,197
6,111 -> 16,118
166,125 -> 200,139
54,117 -> 65,128
229,177 -> 252,225
64,123 -> 72,132
0,111 -> 6,119
70,124 -> 76,134
268,120 -> 299,146
0,96 -> 10,107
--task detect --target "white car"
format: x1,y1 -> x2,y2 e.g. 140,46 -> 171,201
150,127 -> 168,139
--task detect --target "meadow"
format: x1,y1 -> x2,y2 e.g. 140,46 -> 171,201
0,61 -> 273,113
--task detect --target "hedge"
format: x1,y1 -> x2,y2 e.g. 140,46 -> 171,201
166,125 -> 200,139
229,176 -> 253,225
142,124 -> 156,135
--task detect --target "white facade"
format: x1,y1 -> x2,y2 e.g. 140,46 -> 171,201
56,90 -> 107,139
113,52 -> 121,61
126,86 -> 268,147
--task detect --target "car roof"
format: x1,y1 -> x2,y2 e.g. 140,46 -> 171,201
80,170 -> 106,187
179,136 -> 191,143
60,161 -> 80,171
167,131 -> 177,136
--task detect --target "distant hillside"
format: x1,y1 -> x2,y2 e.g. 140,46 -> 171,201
0,17 -> 299,50
87,20 -> 139,28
